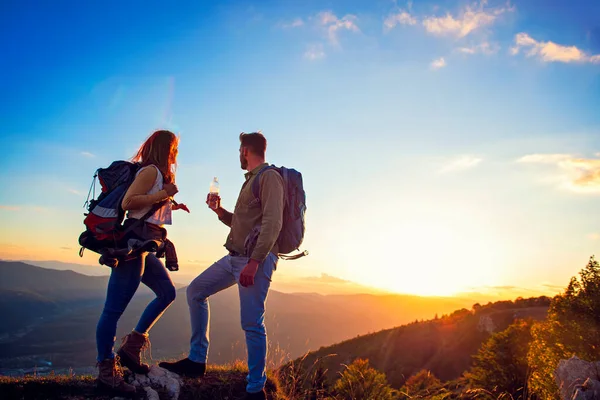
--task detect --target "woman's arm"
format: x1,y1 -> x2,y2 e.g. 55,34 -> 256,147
121,167 -> 169,211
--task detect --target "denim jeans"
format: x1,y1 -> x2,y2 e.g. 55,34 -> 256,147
96,253 -> 176,361
186,253 -> 277,393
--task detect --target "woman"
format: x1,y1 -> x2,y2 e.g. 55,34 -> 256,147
96,130 -> 189,395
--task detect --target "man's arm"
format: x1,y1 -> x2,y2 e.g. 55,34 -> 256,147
216,207 -> 233,227
250,170 -> 284,262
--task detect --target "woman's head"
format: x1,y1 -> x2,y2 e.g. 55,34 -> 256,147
133,130 -> 179,183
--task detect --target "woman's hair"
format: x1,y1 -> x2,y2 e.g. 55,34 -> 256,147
132,130 -> 179,184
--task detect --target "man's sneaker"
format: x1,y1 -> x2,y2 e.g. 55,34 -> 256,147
159,358 -> 206,378
246,389 -> 267,400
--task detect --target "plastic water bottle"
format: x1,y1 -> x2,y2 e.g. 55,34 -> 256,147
208,177 -> 219,209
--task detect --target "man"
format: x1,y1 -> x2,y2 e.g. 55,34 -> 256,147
160,132 -> 284,400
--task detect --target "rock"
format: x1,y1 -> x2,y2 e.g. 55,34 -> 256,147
129,366 -> 182,400
572,378 -> 600,400
555,356 -> 600,400
144,386 -> 160,400
477,315 -> 496,334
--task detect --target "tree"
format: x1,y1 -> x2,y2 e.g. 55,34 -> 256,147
527,256 -> 600,399
402,369 -> 442,397
466,319 -> 534,399
333,358 -> 394,400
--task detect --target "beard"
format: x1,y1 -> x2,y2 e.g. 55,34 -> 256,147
240,154 -> 248,170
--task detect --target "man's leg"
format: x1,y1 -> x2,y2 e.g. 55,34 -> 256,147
187,255 -> 236,363
234,253 -> 277,394
160,255 -> 235,376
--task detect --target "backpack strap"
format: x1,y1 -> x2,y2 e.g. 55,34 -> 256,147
251,165 -> 277,202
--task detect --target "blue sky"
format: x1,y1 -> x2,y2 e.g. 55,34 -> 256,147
1,0 -> 599,297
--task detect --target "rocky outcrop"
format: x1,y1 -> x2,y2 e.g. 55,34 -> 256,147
555,356 -> 600,400
477,315 -> 496,334
128,365 -> 182,400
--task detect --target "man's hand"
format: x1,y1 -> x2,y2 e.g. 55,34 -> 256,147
239,259 -> 260,287
206,193 -> 221,211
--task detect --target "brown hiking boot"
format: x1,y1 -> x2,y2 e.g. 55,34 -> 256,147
117,331 -> 151,374
97,357 -> 136,396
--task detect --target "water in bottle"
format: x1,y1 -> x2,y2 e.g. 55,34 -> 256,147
208,177 -> 220,209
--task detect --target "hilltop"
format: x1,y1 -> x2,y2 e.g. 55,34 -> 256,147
0,363 -> 285,400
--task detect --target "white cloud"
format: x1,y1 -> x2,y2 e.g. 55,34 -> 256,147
439,155 -> 483,173
384,10 -> 417,30
422,1 -> 513,38
304,44 -> 325,60
457,41 -> 498,55
517,154 -> 573,164
278,18 -> 304,29
316,11 -> 359,46
68,188 -> 83,196
81,151 -> 96,158
518,153 -> 600,193
510,33 -> 600,64
430,57 -> 447,70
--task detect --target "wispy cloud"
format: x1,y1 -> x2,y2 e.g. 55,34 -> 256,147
588,233 -> 600,241
80,151 -> 96,158
440,155 -> 483,173
278,18 -> 304,29
304,43 -> 325,60
510,33 -> 600,64
68,188 -> 83,196
518,153 -> 600,193
422,1 -> 514,38
0,205 -> 21,211
457,41 -> 498,55
430,57 -> 447,70
316,11 -> 360,46
384,10 -> 417,30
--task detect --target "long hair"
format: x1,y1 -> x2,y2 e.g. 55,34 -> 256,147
132,130 -> 179,184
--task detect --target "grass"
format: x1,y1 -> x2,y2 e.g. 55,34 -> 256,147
0,362 -> 287,400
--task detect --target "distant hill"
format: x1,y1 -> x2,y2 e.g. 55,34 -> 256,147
0,261 -> 476,374
284,297 -> 550,389
0,261 -> 109,301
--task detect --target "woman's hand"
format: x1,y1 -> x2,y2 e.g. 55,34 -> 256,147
172,202 -> 190,213
163,183 -> 179,197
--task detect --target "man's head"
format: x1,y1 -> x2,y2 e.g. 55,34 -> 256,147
239,132 -> 267,170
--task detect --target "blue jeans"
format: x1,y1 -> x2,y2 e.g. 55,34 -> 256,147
96,253 -> 176,361
186,253 -> 277,393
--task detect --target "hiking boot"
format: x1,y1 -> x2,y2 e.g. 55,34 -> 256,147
246,389 -> 267,400
96,357 -> 136,396
117,331 -> 151,374
159,358 -> 206,378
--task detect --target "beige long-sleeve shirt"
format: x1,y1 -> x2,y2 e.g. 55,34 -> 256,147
219,163 -> 285,261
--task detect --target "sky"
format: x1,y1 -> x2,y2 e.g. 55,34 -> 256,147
1,0 -> 599,298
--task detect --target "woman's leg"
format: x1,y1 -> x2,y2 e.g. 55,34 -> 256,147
135,253 -> 176,333
96,254 -> 145,362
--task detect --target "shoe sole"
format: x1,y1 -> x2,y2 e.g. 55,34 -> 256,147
158,363 -> 205,378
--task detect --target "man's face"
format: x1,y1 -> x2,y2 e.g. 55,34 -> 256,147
239,146 -> 248,170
